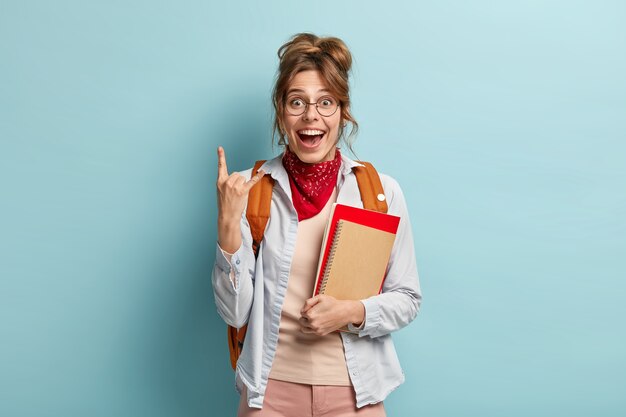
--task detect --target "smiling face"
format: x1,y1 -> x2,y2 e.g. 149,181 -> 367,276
281,70 -> 343,164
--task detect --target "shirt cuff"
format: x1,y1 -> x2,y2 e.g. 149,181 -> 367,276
346,301 -> 366,332
349,297 -> 381,336
215,242 -> 243,290
220,247 -> 235,261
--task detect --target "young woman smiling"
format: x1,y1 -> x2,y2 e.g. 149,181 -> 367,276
213,33 -> 422,417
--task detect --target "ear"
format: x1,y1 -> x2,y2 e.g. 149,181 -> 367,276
277,118 -> 286,136
341,103 -> 350,126
340,115 -> 349,131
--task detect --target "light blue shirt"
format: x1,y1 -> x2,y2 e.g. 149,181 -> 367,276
211,152 -> 422,409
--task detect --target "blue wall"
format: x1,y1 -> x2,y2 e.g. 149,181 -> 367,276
1,1 -> 624,416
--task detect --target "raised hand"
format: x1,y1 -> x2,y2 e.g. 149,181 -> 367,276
216,146 -> 266,253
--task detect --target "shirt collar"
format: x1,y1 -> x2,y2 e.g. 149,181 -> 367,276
339,151 -> 366,174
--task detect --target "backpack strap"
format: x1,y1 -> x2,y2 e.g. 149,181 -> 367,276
246,160 -> 274,255
353,161 -> 388,213
228,325 -> 245,371
228,160 -> 273,370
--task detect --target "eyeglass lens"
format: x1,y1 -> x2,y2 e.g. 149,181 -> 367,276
286,97 -> 339,117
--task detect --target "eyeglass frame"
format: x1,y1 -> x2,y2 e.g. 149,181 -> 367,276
284,96 -> 341,117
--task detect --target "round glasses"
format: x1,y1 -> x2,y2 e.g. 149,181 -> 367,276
285,96 -> 340,117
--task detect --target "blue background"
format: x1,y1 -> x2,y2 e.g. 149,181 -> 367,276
1,1 -> 625,416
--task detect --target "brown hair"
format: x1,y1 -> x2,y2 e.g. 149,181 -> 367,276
272,33 -> 359,154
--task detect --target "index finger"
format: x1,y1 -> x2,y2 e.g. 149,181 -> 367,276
217,146 -> 229,179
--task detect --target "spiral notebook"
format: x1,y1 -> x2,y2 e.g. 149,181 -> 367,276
313,203 -> 400,299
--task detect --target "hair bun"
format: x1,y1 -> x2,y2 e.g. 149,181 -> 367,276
278,33 -> 353,75
318,38 -> 352,74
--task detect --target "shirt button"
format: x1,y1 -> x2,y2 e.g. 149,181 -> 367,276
236,259 -> 240,265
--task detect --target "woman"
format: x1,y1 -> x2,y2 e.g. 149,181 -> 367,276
213,33 -> 422,416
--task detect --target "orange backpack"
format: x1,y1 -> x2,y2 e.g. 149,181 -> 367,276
227,160 -> 388,370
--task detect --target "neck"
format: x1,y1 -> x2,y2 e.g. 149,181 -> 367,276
284,147 -> 339,166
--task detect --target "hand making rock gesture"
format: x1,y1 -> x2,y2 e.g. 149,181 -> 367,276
216,146 -> 266,253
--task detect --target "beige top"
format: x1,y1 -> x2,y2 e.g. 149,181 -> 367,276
268,187 -> 352,386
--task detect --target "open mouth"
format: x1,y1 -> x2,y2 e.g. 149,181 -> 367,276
297,129 -> 326,148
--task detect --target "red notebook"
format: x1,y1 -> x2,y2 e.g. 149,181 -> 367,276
313,203 -> 401,298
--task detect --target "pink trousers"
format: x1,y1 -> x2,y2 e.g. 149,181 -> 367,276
237,378 -> 386,417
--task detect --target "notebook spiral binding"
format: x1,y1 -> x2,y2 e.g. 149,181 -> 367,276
319,220 -> 344,294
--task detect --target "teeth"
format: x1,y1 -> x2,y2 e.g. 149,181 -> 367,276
298,129 -> 325,135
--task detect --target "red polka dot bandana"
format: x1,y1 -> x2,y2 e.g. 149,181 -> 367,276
282,147 -> 342,221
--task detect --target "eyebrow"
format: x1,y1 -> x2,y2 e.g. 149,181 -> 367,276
286,88 -> 331,95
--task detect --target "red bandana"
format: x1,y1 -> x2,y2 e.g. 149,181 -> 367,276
282,148 -> 342,221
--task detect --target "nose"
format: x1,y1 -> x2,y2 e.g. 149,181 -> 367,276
302,103 -> 319,121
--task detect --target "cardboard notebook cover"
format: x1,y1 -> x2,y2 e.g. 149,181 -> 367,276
313,203 -> 401,299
